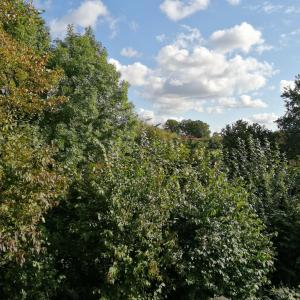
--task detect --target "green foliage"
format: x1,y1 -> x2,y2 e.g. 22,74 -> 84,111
42,27 -> 136,171
0,10 -> 67,298
46,133 -> 273,299
223,136 -> 287,218
164,119 -> 211,138
222,120 -> 275,152
164,119 -> 180,134
264,286 -> 300,300
180,119 -> 211,138
0,0 -> 50,52
277,75 -> 300,159
208,132 -> 223,150
223,135 -> 300,290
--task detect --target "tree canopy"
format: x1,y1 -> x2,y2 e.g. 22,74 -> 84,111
164,119 -> 210,138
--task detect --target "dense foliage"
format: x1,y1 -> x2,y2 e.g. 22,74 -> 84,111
277,75 -> 300,159
0,3 -> 66,298
165,119 -> 211,138
0,1 -> 299,299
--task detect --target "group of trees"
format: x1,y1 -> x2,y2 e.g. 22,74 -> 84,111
0,1 -> 299,299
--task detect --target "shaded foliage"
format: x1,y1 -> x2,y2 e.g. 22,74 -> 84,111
221,120 -> 275,152
277,75 -> 300,159
47,132 -> 273,299
223,135 -> 300,290
0,9 -> 66,298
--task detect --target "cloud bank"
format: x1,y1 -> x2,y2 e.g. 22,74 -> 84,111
110,23 -> 274,115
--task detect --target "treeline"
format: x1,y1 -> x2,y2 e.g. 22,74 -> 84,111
0,1 -> 299,299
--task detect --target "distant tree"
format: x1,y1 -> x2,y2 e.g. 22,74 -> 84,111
164,119 -> 180,134
276,75 -> 300,159
179,119 -> 211,138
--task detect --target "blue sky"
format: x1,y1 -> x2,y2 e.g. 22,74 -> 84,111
33,0 -> 300,132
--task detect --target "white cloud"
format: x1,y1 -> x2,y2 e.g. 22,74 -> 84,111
280,29 -> 300,47
227,0 -> 240,6
249,113 -> 278,125
207,94 -> 267,113
156,34 -> 167,43
138,108 -> 156,123
280,80 -> 295,94
256,44 -> 273,54
239,95 -> 268,108
109,59 -> 150,86
219,95 -> 267,109
261,3 -> 283,14
249,2 -> 300,14
160,0 -> 210,21
50,0 -> 109,38
120,47 -> 141,58
138,108 -> 183,125
210,22 -> 264,54
281,29 -> 300,40
175,25 -> 203,48
111,25 -> 274,116
207,106 -> 224,114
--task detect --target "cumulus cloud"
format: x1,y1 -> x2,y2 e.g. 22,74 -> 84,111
120,47 -> 141,58
227,0 -> 240,5
50,0 -> 110,38
249,113 -> 278,125
207,95 -> 267,113
109,59 -> 150,86
111,25 -> 274,115
239,95 -> 268,108
210,22 -> 264,54
160,0 -> 210,21
280,80 -> 296,94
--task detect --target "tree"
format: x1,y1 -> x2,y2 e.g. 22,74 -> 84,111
180,119 -> 210,138
277,75 -> 300,159
164,119 -> 211,138
0,15 -> 66,299
40,28 -> 137,298
42,27 -> 136,171
164,119 -> 180,134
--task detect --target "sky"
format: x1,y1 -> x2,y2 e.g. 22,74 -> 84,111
33,0 -> 300,132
